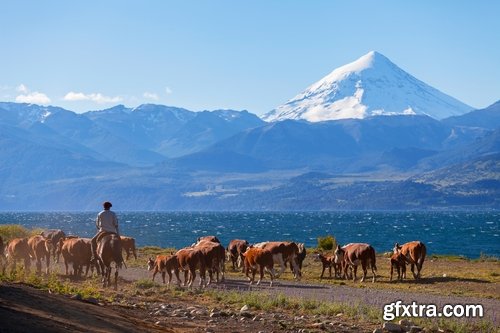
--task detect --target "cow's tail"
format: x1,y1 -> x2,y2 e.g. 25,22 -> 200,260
370,246 -> 377,272
418,242 -> 426,270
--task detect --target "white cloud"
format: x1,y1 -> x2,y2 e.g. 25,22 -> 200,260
63,91 -> 123,104
143,92 -> 159,100
15,92 -> 51,104
16,84 -> 29,93
165,87 -> 173,95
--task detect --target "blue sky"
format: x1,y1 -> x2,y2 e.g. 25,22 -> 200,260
1,1 -> 499,114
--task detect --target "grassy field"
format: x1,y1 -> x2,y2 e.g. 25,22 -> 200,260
1,226 -> 499,332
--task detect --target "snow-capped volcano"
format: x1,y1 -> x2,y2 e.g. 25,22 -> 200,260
262,51 -> 473,122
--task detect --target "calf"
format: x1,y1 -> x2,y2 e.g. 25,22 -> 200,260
227,239 -> 249,271
390,251 -> 407,282
175,247 -> 206,288
316,253 -> 335,279
28,235 -> 52,274
5,238 -> 31,274
335,243 -> 377,283
147,254 -> 181,286
393,241 -> 426,280
242,247 -> 275,287
120,236 -> 137,260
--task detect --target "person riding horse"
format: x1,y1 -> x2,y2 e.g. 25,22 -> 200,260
91,201 -> 119,262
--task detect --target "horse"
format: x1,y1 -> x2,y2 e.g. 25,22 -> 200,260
393,241 -> 426,279
96,233 -> 124,290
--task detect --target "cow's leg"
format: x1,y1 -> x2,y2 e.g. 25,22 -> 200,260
174,269 -> 182,286
188,268 -> 196,288
133,247 -> 137,260
320,265 -> 326,279
390,264 -> 394,282
166,271 -> 172,286
251,268 -> 256,284
161,271 -> 166,284
360,262 -> 367,282
199,267 -> 206,288
411,263 -> 417,279
245,265 -> 252,282
257,265 -> 264,285
125,249 -> 130,261
352,265 -> 358,282
267,267 -> 275,287
328,265 -> 332,278
416,262 -> 422,279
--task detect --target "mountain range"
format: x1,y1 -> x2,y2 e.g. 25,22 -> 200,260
0,51 -> 498,210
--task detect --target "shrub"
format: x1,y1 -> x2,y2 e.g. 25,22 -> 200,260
0,224 -> 31,241
317,235 -> 337,251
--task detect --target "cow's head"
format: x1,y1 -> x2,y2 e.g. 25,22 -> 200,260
147,257 -> 155,271
393,242 -> 402,254
334,245 -> 345,264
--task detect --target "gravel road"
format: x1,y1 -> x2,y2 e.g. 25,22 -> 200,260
121,266 -> 500,325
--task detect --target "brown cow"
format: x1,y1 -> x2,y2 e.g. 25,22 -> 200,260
335,243 -> 377,283
58,238 -> 90,276
28,235 -> 52,274
5,238 -> 31,274
315,253 -> 336,279
390,251 -> 407,282
242,247 -> 275,287
120,236 -> 137,260
196,235 -> 220,244
147,254 -> 181,286
254,241 -> 301,280
175,247 -> 206,288
393,241 -> 426,280
193,240 -> 225,285
227,239 -> 249,271
40,229 -> 66,262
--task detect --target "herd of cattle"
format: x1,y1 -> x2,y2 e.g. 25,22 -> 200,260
0,229 -> 427,290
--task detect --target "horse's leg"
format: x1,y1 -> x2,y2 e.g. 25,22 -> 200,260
320,265 -> 325,279
114,266 -> 118,290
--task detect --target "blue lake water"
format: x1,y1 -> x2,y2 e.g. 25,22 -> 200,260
0,211 -> 498,258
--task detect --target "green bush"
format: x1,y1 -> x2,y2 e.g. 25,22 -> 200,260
0,224 -> 31,242
317,235 -> 337,251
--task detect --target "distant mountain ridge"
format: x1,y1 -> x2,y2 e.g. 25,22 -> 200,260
0,97 -> 498,210
263,51 -> 473,122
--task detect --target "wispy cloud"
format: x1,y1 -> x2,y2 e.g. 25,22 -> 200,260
15,84 -> 51,104
143,92 -> 159,100
16,84 -> 29,93
165,87 -> 173,95
63,91 -> 123,104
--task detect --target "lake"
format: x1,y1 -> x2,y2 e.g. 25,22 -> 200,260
0,211 -> 498,258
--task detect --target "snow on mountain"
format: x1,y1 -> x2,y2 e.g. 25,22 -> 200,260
262,51 -> 473,122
